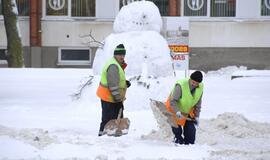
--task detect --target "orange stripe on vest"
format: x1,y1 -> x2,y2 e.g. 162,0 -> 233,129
96,84 -> 114,102
165,98 -> 195,126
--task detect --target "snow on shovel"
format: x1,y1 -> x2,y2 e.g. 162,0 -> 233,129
150,99 -> 178,128
103,108 -> 130,137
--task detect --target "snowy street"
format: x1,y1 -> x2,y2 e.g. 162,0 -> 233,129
1,0 -> 270,159
0,67 -> 270,160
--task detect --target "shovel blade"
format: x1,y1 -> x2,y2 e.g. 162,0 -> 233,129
104,118 -> 130,137
150,99 -> 178,128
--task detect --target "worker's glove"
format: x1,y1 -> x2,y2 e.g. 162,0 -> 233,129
194,117 -> 199,126
126,80 -> 131,88
176,111 -> 183,119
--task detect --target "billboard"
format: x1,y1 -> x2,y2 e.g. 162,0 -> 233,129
163,17 -> 189,71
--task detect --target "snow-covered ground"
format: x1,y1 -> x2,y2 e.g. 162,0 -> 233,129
0,66 -> 270,160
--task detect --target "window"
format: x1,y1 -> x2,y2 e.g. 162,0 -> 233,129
210,0 -> 236,17
72,0 -> 95,17
120,0 -> 180,16
58,48 -> 91,65
16,0 -> 29,16
0,0 -> 29,16
149,0 -> 169,16
119,0 -> 170,16
262,0 -> 270,16
184,0 -> 207,16
45,0 -> 95,17
46,0 -> 68,16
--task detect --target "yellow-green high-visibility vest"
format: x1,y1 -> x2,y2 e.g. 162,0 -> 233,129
96,57 -> 127,102
174,78 -> 203,114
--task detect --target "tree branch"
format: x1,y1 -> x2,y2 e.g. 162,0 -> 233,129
71,75 -> 94,100
80,30 -> 104,48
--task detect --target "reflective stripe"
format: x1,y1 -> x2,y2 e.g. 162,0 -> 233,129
110,86 -> 119,91
111,90 -> 119,96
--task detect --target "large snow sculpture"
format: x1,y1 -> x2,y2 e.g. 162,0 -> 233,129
93,1 -> 173,77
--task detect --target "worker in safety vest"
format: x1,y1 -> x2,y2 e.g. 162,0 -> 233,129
96,44 -> 131,136
165,71 -> 203,144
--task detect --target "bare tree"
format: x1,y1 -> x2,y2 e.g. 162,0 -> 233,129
2,0 -> 24,67
80,30 -> 104,48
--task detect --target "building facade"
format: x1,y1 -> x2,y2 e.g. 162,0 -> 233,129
0,0 -> 270,70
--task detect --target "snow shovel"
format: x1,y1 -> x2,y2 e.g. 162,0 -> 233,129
103,108 -> 130,137
150,99 -> 178,128
150,99 -> 197,127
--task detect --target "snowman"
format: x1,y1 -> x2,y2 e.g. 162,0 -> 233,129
92,1 -> 173,80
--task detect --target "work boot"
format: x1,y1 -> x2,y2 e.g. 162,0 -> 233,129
174,137 -> 184,145
98,131 -> 104,136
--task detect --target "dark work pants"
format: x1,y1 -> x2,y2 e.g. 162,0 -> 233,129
99,100 -> 123,133
172,120 -> 196,145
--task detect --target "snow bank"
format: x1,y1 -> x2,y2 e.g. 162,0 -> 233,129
198,112 -> 270,142
197,112 -> 270,160
144,112 -> 270,160
206,66 -> 247,78
232,70 -> 270,79
2,112 -> 268,159
145,111 -> 270,141
0,125 -> 57,149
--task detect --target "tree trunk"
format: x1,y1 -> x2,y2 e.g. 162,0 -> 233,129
2,0 -> 24,67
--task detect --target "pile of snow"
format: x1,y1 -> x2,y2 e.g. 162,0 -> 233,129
0,125 -> 57,149
197,112 -> 270,160
143,109 -> 270,160
93,1 -> 173,77
206,66 -> 247,78
232,70 -> 270,79
203,112 -> 270,139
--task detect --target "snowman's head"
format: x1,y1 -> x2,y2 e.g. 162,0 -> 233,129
113,1 -> 162,33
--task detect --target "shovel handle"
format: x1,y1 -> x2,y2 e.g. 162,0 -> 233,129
117,107 -> 123,120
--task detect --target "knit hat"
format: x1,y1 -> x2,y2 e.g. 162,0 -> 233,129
114,44 -> 126,55
190,71 -> 203,83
